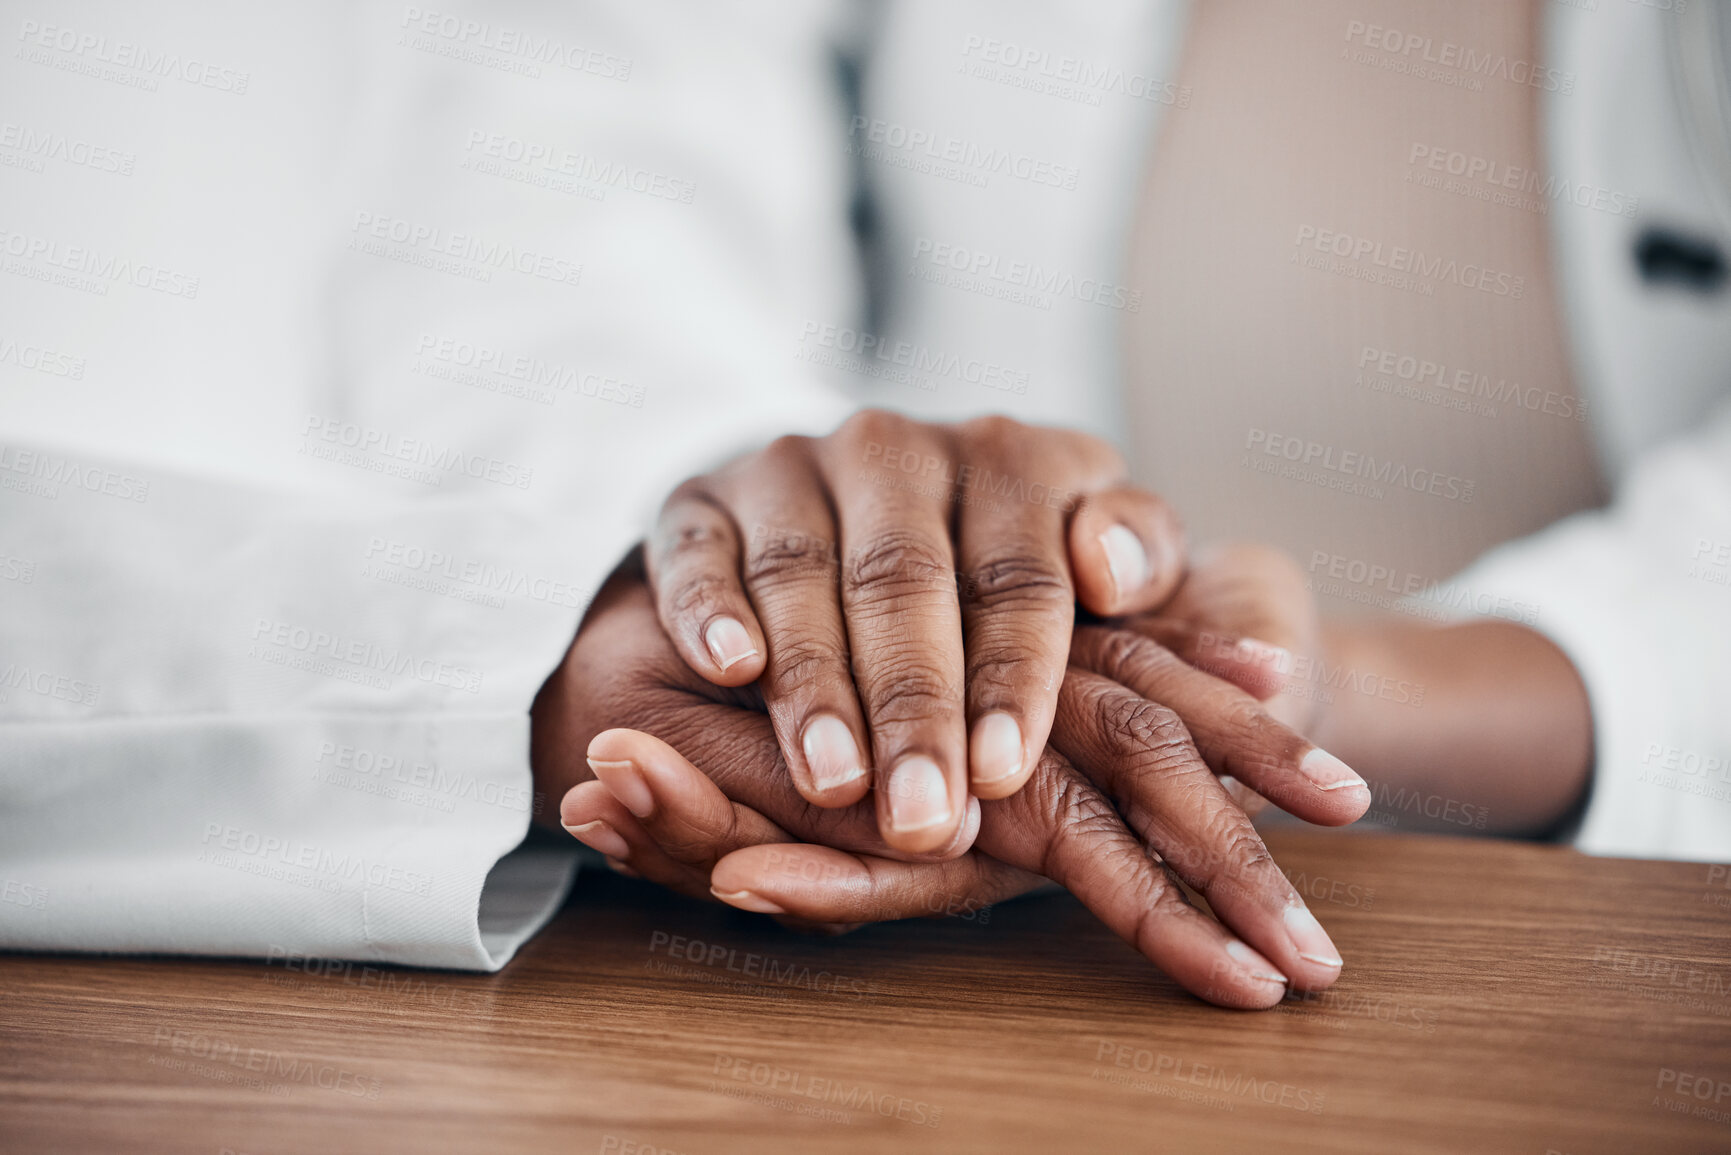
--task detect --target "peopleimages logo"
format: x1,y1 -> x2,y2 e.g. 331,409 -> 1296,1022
1244,428 -> 1475,504
398,7 -> 632,80
348,210 -> 583,287
199,823 -> 434,898
300,415 -> 535,491
1407,144 -> 1638,218
862,441 -> 1080,512
957,35 -> 1192,108
15,19 -> 251,93
415,333 -> 644,408
313,740 -> 534,813
363,535 -> 586,609
0,122 -> 135,174
1342,20 -> 1574,94
710,1053 -> 944,1128
797,322 -> 1029,395
149,1026 -> 383,1099
0,226 -> 200,298
849,117 -> 1080,191
1294,226 -> 1524,299
0,663 -> 100,707
0,443 -> 150,502
0,335 -> 85,379
1356,345 -> 1585,421
249,616 -> 485,695
1091,1041 -> 1326,1114
911,237 -> 1141,311
462,130 -> 694,204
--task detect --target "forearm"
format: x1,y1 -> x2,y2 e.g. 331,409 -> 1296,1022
1307,618 -> 1593,836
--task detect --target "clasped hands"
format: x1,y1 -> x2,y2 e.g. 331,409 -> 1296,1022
531,412 -> 1372,1009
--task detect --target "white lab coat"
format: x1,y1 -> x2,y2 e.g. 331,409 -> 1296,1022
0,0 -> 863,967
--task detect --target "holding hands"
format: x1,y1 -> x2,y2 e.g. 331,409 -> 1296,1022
535,414 -> 1371,1008
643,410 -> 1188,851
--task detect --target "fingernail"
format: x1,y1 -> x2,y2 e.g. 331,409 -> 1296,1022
969,712 -> 1024,786
1299,747 -> 1367,793
1284,904 -> 1343,968
1226,939 -> 1289,985
586,757 -> 654,818
1099,525 -> 1148,601
802,715 -> 866,792
885,756 -> 953,834
704,616 -> 759,672
711,887 -> 787,915
563,819 -> 630,860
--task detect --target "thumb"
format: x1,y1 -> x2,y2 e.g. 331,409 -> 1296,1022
1132,543 -> 1316,707
1069,485 -> 1187,616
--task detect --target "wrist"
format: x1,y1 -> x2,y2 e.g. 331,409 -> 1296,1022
1304,615 -> 1593,834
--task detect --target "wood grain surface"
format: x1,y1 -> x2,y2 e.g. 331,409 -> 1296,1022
3,829 -> 1729,1155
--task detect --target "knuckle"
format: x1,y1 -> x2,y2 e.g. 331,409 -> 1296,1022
1078,432 -> 1126,477
959,413 -> 1028,452
760,433 -> 814,465
766,638 -> 849,697
652,823 -> 726,866
838,407 -> 914,449
1128,874 -> 1192,952
565,600 -> 724,710
1193,824 -> 1276,891
656,499 -> 729,559
666,571 -> 736,620
861,659 -> 957,727
744,529 -> 838,589
669,723 -> 780,787
1092,627 -> 1173,684
1048,427 -> 1126,484
965,647 -> 1040,703
844,530 -> 954,599
739,793 -> 859,858
914,859 -> 992,919
663,477 -> 715,510
1037,774 -> 1123,877
1097,693 -> 1190,760
1214,693 -> 1272,743
962,550 -> 1072,612
790,803 -> 862,850
716,435 -> 809,486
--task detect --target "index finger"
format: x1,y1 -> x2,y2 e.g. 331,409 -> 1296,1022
976,748 -> 1298,1009
1069,625 -> 1369,825
1051,668 -> 1346,991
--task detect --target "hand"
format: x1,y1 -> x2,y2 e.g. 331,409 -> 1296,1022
1120,542 -> 1322,731
1079,542 -> 1327,817
642,410 -> 1185,854
1082,540 -> 1591,836
536,555 -> 1368,1008
1123,542 -> 1593,835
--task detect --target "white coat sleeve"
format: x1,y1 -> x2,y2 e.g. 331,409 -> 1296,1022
1429,398 -> 1731,862
0,0 -> 860,968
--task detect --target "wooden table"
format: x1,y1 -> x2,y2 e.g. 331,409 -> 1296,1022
3,829 -> 1729,1155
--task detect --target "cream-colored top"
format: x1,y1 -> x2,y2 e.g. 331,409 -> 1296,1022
1125,0 -> 1603,596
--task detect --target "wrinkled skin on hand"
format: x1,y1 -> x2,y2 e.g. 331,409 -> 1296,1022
533,547 -> 1365,1009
